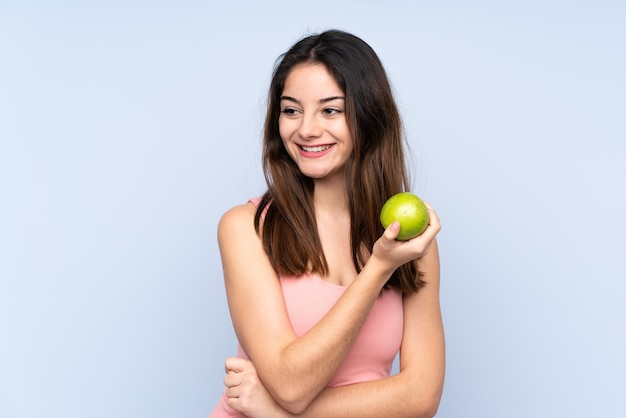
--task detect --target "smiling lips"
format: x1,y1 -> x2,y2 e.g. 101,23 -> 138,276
297,144 -> 335,158
299,144 -> 334,153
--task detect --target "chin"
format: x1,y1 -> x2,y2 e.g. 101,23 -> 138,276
302,172 -> 327,179
297,163 -> 344,181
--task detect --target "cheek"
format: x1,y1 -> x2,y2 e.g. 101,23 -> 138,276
278,126 -> 288,143
341,126 -> 355,151
278,118 -> 293,142
278,125 -> 296,160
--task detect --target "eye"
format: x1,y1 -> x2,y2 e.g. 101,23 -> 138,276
281,107 -> 300,116
322,108 -> 342,116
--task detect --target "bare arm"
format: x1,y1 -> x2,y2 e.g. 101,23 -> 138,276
225,240 -> 444,418
219,202 -> 440,414
296,240 -> 444,417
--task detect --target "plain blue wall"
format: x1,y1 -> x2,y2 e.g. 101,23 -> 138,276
1,1 -> 624,417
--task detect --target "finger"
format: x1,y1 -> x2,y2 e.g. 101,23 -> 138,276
422,201 -> 441,231
226,396 -> 240,410
225,357 -> 249,374
225,385 -> 240,399
407,222 -> 439,256
410,202 -> 440,242
224,357 -> 234,374
224,372 -> 241,388
382,221 -> 401,241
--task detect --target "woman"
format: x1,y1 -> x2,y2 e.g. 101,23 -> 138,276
210,29 -> 444,417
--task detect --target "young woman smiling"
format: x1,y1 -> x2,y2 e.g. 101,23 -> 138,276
210,30 -> 444,418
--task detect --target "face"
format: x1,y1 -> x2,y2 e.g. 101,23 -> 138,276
279,63 -> 354,182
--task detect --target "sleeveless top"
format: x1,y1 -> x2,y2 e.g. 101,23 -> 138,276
209,199 -> 403,417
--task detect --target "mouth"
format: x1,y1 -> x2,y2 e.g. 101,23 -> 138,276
299,144 -> 334,153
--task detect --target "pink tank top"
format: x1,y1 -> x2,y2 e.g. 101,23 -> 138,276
209,199 -> 403,417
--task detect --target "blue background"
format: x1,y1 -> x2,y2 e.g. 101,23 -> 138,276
1,1 -> 624,417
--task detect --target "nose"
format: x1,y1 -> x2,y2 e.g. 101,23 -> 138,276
298,114 -> 322,140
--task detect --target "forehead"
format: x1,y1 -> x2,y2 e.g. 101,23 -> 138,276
282,63 -> 344,96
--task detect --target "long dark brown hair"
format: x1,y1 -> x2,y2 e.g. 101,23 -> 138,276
254,30 -> 424,294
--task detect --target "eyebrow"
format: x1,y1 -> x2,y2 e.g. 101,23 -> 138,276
280,95 -> 345,104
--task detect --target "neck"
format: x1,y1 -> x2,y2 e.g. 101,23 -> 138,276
312,174 -> 349,215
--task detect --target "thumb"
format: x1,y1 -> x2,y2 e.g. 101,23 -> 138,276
383,221 -> 401,241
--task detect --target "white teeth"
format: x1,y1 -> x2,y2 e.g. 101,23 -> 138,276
301,144 -> 332,152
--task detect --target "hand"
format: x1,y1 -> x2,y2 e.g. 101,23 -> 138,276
224,357 -> 291,418
371,201 -> 441,275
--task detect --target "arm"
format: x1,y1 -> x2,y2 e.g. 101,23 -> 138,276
295,239 -> 445,417
218,202 -> 440,414
225,239 -> 444,418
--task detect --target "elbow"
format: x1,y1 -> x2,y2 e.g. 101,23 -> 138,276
260,359 -> 323,414
407,401 -> 440,418
281,402 -> 309,416
412,390 -> 443,418
420,401 -> 441,418
272,386 -> 315,415
403,378 -> 443,418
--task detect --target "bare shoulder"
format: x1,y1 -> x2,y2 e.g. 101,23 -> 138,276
217,202 -> 258,245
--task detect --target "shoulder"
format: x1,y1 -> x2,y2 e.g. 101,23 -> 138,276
217,201 -> 258,243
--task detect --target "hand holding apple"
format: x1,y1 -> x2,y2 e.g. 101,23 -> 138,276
380,192 -> 430,241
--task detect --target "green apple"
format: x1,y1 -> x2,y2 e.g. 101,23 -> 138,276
380,192 -> 430,241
